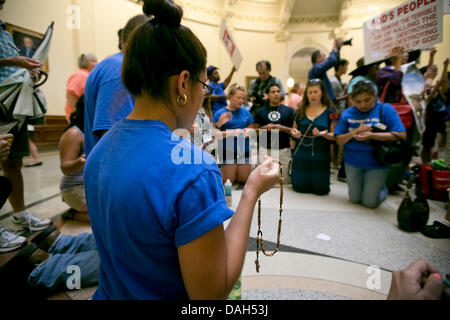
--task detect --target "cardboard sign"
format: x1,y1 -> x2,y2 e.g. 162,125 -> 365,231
363,0 -> 443,64
219,19 -> 243,70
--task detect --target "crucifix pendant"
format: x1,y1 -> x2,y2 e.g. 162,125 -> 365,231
255,259 -> 260,273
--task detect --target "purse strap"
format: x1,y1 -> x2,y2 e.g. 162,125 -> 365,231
378,103 -> 405,142
379,81 -> 390,103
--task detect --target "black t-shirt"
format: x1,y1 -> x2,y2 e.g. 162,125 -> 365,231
254,104 -> 294,149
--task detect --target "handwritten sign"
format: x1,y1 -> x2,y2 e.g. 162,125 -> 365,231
219,19 -> 243,70
363,0 -> 443,64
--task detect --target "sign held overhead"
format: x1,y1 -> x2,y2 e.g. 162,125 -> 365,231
219,19 -> 243,70
363,0 -> 444,64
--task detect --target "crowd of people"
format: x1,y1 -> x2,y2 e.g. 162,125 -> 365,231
0,0 -> 449,300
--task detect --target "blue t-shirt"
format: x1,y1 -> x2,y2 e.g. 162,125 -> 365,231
84,52 -> 134,157
84,119 -> 234,300
210,82 -> 227,116
334,102 -> 405,169
213,107 -> 254,152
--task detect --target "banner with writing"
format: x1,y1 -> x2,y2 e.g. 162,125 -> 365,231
363,0 -> 443,64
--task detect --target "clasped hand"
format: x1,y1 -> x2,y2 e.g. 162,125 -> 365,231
352,124 -> 372,141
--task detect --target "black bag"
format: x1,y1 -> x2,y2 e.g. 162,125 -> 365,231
371,104 -> 416,166
397,171 -> 429,232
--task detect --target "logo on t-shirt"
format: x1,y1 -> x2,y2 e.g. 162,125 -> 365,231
268,111 -> 281,122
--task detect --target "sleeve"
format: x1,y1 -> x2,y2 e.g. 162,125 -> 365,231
383,104 -> 406,132
66,72 -> 87,98
253,108 -> 262,125
334,112 -> 350,135
376,68 -> 403,93
247,79 -> 256,97
311,50 -> 340,76
92,79 -> 132,132
212,109 -> 222,123
174,169 -> 234,246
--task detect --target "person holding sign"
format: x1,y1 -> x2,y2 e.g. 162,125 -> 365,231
207,65 -> 236,116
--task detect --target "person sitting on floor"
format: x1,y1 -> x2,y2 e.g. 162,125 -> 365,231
59,96 -> 87,216
0,225 -> 99,299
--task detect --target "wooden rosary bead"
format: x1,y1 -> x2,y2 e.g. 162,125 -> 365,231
255,160 -> 284,273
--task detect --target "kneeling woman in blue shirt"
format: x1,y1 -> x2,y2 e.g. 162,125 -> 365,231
84,0 -> 279,300
213,84 -> 254,184
335,81 -> 406,208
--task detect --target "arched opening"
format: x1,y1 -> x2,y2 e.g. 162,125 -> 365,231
289,47 -> 318,86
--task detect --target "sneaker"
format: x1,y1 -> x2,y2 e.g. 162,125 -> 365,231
12,212 -> 52,232
0,228 -> 27,253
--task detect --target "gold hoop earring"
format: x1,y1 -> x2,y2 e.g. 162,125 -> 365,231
177,94 -> 188,105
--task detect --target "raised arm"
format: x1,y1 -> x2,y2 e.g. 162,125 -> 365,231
223,67 -> 237,89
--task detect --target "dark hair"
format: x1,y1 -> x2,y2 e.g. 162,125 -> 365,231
117,28 -> 123,50
265,83 -> 280,94
350,80 -> 376,98
408,49 -> 421,63
121,15 -> 150,47
123,0 -> 207,99
295,79 -> 334,120
256,60 -> 271,72
419,66 -> 428,75
311,50 -> 322,64
334,59 -> 348,72
65,95 -> 85,133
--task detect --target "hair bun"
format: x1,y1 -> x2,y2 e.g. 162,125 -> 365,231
142,0 -> 183,27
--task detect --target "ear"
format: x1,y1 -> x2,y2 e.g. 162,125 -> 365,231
177,70 -> 192,99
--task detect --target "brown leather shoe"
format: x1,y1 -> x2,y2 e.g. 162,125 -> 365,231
31,225 -> 61,252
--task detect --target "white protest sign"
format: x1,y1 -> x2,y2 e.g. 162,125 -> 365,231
219,19 -> 243,70
363,0 -> 443,64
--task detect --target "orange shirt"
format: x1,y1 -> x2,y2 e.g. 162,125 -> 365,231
65,68 -> 89,120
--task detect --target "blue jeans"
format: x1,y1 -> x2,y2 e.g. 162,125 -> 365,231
345,163 -> 389,209
28,233 -> 99,292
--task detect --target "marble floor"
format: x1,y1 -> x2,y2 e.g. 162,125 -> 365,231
0,152 -> 449,300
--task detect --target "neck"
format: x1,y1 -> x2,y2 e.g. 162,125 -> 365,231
336,71 -> 343,78
269,101 -> 280,107
127,93 -> 178,131
309,102 -> 323,108
227,104 -> 239,112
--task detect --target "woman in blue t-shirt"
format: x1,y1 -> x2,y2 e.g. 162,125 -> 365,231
84,0 -> 279,300
213,84 -> 254,184
335,81 -> 406,208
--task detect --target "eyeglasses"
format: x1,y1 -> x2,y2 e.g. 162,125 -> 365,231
196,79 -> 214,98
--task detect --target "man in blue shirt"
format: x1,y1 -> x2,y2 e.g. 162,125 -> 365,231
84,14 -> 149,157
207,65 -> 236,116
308,38 -> 344,104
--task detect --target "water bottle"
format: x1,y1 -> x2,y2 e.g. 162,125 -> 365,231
224,179 -> 232,207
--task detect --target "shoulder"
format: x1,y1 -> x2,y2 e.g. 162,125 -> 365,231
340,107 -> 355,118
60,126 -> 83,144
280,104 -> 294,114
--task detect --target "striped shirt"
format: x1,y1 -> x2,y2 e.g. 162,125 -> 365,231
0,20 -> 20,83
